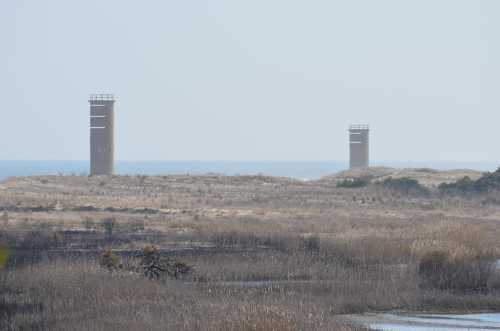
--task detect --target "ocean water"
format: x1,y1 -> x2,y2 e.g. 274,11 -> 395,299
0,160 -> 498,181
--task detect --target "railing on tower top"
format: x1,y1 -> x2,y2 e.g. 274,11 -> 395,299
89,94 -> 115,101
349,124 -> 369,130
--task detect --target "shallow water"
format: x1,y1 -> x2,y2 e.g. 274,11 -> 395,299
217,280 -> 500,330
368,313 -> 500,330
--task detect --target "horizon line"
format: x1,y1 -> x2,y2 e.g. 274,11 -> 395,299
0,159 -> 498,164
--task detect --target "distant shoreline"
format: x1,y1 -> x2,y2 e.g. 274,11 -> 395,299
0,160 -> 497,181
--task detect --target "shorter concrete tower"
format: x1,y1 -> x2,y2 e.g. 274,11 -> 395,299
349,124 -> 369,169
89,94 -> 115,176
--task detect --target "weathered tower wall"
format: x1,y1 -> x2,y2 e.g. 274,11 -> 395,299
89,94 -> 115,176
349,125 -> 369,169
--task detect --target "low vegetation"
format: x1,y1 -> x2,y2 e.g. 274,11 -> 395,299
99,249 -> 122,270
1,171 -> 500,330
140,245 -> 191,280
439,167 -> 500,194
418,249 -> 496,291
379,176 -> 429,195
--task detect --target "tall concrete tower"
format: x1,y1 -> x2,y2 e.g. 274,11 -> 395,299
89,94 -> 115,176
349,124 -> 369,169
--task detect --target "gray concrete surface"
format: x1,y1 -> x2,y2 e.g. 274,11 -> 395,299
349,124 -> 369,169
89,94 -> 115,176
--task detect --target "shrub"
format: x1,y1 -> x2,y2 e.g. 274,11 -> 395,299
100,249 -> 122,270
474,167 -> 500,193
337,178 -> 369,188
380,177 -> 428,195
439,167 -> 500,194
140,245 -> 191,280
171,261 -> 192,279
438,176 -> 475,194
418,250 -> 495,290
141,245 -> 164,280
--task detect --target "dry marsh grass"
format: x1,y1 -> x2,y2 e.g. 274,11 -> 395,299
1,172 -> 500,329
1,259 -> 368,331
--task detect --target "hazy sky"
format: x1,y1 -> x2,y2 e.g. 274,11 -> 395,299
1,0 -> 499,162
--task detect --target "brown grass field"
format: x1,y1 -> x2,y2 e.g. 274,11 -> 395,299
1,168 -> 500,330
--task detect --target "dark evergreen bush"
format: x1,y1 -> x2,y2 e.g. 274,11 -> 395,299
380,177 -> 428,195
438,176 -> 475,194
100,249 -> 122,270
141,245 -> 191,280
439,168 -> 500,194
